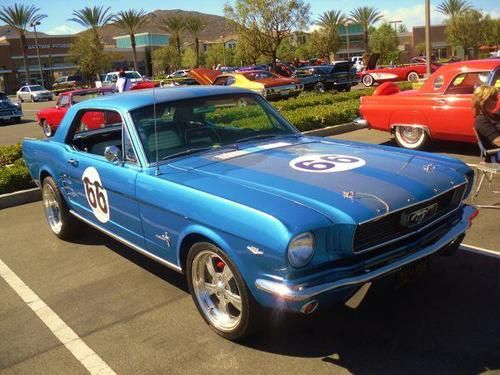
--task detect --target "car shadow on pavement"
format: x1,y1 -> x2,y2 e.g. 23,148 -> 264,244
380,139 -> 480,158
77,225 -> 189,293
0,119 -> 33,127
244,251 -> 500,374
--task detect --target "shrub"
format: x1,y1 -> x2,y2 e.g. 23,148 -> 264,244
0,158 -> 35,195
0,143 -> 22,167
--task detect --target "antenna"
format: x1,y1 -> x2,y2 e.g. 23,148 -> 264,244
152,85 -> 159,176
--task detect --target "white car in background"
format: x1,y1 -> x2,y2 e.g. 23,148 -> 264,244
16,85 -> 53,102
166,69 -> 190,79
102,71 -> 143,88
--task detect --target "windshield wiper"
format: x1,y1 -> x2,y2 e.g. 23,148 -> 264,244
234,133 -> 282,144
161,146 -> 213,160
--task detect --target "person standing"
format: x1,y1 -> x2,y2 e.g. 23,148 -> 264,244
116,69 -> 132,92
473,86 -> 500,162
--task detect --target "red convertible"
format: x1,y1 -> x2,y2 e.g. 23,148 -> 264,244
37,88 -> 115,137
359,54 -> 441,87
358,59 -> 500,149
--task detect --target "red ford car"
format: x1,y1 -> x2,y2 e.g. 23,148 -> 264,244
36,88 -> 115,137
358,59 -> 500,149
359,54 -> 441,87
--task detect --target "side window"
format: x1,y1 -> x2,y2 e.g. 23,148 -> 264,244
445,71 -> 489,95
490,69 -> 500,88
68,109 -> 124,158
111,74 -> 118,82
433,76 -> 444,89
213,77 -> 228,86
123,128 -> 138,164
59,95 -> 70,107
21,87 -> 27,92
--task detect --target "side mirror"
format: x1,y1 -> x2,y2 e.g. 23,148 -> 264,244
104,145 -> 122,164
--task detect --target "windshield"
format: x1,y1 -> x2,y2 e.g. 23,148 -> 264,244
126,72 -> 141,79
30,85 -> 45,91
243,71 -> 276,81
130,94 -> 297,163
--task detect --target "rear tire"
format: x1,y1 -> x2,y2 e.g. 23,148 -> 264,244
407,71 -> 419,82
186,242 -> 260,340
394,126 -> 429,149
362,74 -> 374,87
42,176 -> 82,240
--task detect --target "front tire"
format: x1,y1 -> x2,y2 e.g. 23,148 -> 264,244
41,120 -> 52,137
362,74 -> 374,87
42,176 -> 82,240
31,95 -> 36,103
313,82 -> 326,93
186,242 -> 259,340
394,125 -> 429,149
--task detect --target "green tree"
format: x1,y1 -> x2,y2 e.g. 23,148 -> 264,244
315,10 -> 344,58
482,15 -> 500,50
236,25 -> 265,65
446,9 -> 488,59
69,31 -> 111,82
0,4 -> 46,84
437,0 -> 473,55
160,15 -> 185,62
182,47 -> 197,68
225,0 -> 311,70
369,23 -> 399,64
185,16 -> 205,68
309,29 -> 337,59
349,6 -> 384,53
205,44 -> 226,68
114,9 -> 148,71
397,24 -> 408,33
69,6 -> 114,41
152,45 -> 180,75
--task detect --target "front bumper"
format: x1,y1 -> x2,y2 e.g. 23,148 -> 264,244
0,110 -> 23,120
265,84 -> 303,99
255,205 -> 476,303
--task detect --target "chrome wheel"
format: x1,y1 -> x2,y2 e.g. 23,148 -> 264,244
407,71 -> 419,82
362,74 -> 374,87
42,121 -> 52,137
394,125 -> 429,149
42,182 -> 62,234
191,250 -> 243,332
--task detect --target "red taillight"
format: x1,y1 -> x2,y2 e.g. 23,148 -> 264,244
468,208 -> 479,228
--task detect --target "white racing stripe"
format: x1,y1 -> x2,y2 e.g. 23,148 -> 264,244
460,244 -> 500,259
0,258 -> 116,374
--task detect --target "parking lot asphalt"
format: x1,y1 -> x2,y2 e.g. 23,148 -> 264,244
1,97 -> 499,374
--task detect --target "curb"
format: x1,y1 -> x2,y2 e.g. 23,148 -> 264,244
302,122 -> 365,137
0,187 -> 41,210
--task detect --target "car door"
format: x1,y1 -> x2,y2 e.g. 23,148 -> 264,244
19,87 -> 28,101
430,70 -> 490,142
61,107 -> 144,247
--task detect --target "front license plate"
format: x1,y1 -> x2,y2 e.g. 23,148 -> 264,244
396,258 -> 428,288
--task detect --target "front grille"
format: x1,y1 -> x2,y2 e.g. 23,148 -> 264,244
353,184 -> 465,253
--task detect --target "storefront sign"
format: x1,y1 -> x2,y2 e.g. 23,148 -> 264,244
27,43 -> 70,49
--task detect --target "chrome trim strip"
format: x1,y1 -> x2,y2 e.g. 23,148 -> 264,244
357,182 -> 466,225
69,210 -> 183,273
255,206 -> 475,302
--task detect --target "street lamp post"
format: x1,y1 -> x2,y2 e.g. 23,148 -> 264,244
30,21 -> 44,87
221,35 -> 226,67
424,0 -> 432,77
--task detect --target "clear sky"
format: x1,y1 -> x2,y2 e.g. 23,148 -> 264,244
1,0 -> 498,35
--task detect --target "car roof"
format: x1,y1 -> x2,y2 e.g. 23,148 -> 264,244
77,86 -> 256,111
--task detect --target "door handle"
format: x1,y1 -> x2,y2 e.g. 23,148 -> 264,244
67,158 -> 79,167
437,99 -> 446,105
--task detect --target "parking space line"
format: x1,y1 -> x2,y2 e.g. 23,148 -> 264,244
460,244 -> 500,259
0,258 -> 116,375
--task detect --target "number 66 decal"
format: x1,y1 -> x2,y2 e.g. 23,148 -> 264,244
82,167 -> 110,223
289,154 -> 366,173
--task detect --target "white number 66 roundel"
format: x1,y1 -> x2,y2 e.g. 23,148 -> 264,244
289,154 -> 366,173
82,167 -> 110,223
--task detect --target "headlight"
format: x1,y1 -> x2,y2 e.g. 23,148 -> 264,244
287,232 -> 315,268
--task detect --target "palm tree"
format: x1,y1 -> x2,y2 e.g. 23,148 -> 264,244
114,9 -> 148,71
0,4 -> 46,84
316,10 -> 346,31
437,0 -> 472,56
69,6 -> 114,42
349,6 -> 384,53
185,16 -> 205,68
160,15 -> 185,62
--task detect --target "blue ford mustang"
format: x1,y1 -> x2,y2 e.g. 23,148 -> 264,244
23,86 -> 477,340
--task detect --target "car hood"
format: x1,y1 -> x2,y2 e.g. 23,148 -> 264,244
167,138 -> 467,224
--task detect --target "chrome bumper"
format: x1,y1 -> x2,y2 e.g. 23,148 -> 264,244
255,205 -> 476,302
353,117 -> 368,127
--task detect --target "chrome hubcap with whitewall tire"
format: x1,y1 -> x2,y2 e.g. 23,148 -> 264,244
400,126 -> 424,144
42,121 -> 52,137
407,72 -> 419,82
42,183 -> 62,234
362,75 -> 374,86
191,250 -> 243,332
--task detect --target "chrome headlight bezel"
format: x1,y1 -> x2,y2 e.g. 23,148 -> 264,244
287,232 -> 315,268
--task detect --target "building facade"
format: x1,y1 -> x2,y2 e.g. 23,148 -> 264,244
0,33 -> 77,93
